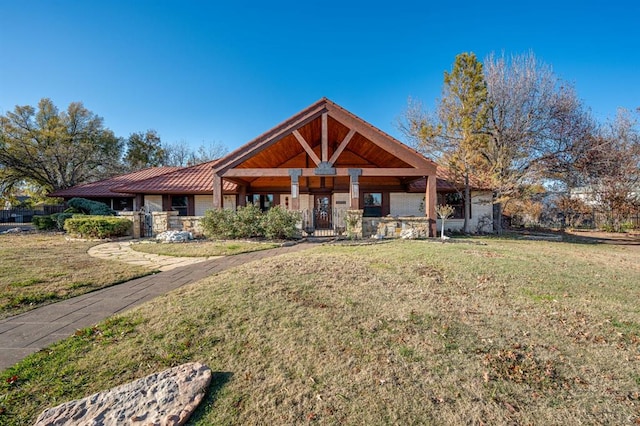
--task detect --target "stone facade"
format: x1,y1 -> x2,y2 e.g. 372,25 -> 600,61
362,216 -> 432,239
118,211 -> 206,238
345,210 -> 363,239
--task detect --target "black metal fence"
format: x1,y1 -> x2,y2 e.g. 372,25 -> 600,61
0,206 -> 65,223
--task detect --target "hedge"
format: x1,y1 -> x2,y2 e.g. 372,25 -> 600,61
32,213 -> 74,231
201,205 -> 301,240
64,216 -> 132,239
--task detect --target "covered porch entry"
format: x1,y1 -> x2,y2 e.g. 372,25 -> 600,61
211,98 -> 438,237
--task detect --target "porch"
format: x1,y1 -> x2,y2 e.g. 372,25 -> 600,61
210,98 -> 439,237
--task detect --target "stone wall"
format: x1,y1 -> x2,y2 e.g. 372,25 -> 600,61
176,216 -> 205,237
118,211 -> 205,238
151,211 -> 177,235
345,210 -> 363,239
362,216 -> 431,238
117,212 -> 141,238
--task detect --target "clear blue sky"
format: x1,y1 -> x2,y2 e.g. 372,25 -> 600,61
1,1 -> 638,152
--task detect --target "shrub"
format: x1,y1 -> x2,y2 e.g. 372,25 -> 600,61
51,212 -> 74,230
32,215 -> 55,231
234,204 -> 265,238
64,216 -> 132,239
201,208 -> 237,239
262,206 -> 301,239
202,205 -> 301,240
32,213 -> 74,231
67,198 -> 115,215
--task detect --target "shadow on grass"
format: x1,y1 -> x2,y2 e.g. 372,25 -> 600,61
187,371 -> 233,424
473,229 -> 640,246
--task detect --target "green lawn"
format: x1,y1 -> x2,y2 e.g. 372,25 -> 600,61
0,233 -> 152,319
1,238 -> 639,424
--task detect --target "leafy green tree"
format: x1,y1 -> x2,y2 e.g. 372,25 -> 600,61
124,129 -> 165,170
0,98 -> 123,193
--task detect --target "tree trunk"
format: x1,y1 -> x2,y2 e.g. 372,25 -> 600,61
493,200 -> 503,234
463,173 -> 471,234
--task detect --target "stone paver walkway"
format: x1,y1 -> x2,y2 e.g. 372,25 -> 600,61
87,241 -> 221,271
0,242 -> 313,371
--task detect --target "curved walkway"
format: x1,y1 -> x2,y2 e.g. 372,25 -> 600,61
88,241 -> 221,271
0,242 -> 313,371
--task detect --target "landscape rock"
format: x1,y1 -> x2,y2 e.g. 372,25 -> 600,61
1,227 -> 22,234
35,362 -> 212,426
400,228 -> 417,239
156,230 -> 194,242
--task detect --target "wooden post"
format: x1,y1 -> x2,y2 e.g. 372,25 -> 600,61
212,172 -> 223,210
321,112 -> 328,162
425,175 -> 437,237
238,185 -> 246,207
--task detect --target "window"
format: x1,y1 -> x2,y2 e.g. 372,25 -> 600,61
246,194 -> 274,212
363,192 -> 382,217
437,192 -> 466,219
171,195 -> 188,216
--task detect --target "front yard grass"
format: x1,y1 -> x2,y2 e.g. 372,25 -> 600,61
129,240 -> 280,257
0,233 -> 152,319
1,238 -> 639,424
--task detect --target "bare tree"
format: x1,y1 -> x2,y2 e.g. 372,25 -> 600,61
192,140 -> 228,164
583,109 -> 640,230
163,140 -> 228,166
482,52 -> 585,233
163,140 -> 193,166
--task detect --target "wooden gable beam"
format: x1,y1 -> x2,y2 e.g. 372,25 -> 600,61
292,130 -> 321,166
321,112 -> 328,162
326,105 -> 437,172
222,167 -> 434,177
328,128 -> 356,166
214,103 -> 327,174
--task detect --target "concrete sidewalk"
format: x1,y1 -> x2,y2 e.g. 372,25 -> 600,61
0,243 -> 312,371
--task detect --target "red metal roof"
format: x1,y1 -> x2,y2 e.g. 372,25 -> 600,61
48,167 -> 181,198
112,160 -> 238,194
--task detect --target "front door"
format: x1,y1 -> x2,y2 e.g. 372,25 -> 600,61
314,194 -> 332,229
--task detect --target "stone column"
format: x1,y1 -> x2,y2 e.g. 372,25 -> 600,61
348,168 -> 362,209
289,168 -> 302,210
345,209 -> 363,239
117,211 -> 140,239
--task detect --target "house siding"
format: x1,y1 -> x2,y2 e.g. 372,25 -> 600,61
436,191 -> 494,233
390,193 -> 423,217
194,195 -> 214,215
143,195 -> 163,212
333,192 -> 350,228
222,195 -> 236,211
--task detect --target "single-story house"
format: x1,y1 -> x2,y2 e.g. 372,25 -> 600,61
50,98 -> 493,235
